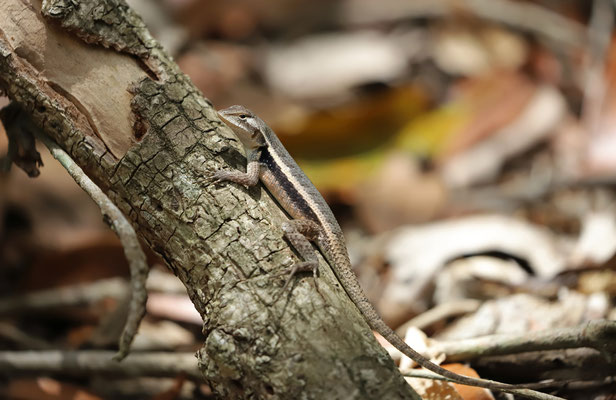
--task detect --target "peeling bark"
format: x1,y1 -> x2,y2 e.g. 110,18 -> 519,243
0,0 -> 419,399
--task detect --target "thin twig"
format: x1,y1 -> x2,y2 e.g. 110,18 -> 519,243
433,320 -> 616,361
396,299 -> 481,336
36,133 -> 149,361
0,277 -> 129,315
0,322 -> 52,350
0,350 -> 201,381
402,369 -> 589,400
474,348 -> 614,382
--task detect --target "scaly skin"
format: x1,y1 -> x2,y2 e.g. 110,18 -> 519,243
213,105 -> 526,392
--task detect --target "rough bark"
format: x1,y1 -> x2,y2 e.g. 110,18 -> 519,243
0,0 -> 418,398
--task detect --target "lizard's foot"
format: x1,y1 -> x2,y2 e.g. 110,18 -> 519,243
203,161 -> 260,187
202,169 -> 229,186
269,260 -> 318,305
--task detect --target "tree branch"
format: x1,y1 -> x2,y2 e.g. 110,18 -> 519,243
433,319 -> 616,362
0,350 -> 202,381
37,130 -> 149,361
0,0 -> 418,398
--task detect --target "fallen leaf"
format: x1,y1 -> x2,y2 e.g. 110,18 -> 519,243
406,377 -> 463,400
445,364 -> 495,400
380,215 -> 568,323
441,84 -> 566,188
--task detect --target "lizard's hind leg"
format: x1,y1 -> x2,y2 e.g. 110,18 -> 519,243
273,219 -> 322,302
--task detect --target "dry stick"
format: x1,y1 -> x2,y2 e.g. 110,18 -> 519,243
0,278 -> 129,315
406,321 -> 615,399
395,300 -> 481,337
432,320 -> 616,362
406,374 -> 564,400
36,133 -> 149,361
0,322 -> 53,350
402,369 -> 602,400
475,348 -> 614,383
402,374 -> 554,400
0,350 -> 201,381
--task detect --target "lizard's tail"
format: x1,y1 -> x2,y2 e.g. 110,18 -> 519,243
354,294 -> 517,390
351,295 -> 562,399
323,236 -> 562,397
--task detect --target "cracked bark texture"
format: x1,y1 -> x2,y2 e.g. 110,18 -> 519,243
0,1 -> 419,399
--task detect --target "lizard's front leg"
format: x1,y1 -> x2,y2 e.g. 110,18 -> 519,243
210,149 -> 261,186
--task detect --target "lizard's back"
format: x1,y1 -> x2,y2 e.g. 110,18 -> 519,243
258,125 -> 345,245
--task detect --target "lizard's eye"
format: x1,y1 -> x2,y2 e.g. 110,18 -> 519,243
238,114 -> 248,119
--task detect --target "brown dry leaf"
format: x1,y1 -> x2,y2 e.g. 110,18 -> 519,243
446,364 -> 495,400
406,375 -> 463,400
25,235 -> 129,291
585,39 -> 616,175
6,377 -> 102,400
398,326 -> 494,400
66,325 -> 97,348
440,83 -> 566,188
397,331 -> 492,400
439,71 -> 536,160
379,215 -> 568,324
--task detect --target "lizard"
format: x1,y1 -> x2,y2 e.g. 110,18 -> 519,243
211,105 -> 522,391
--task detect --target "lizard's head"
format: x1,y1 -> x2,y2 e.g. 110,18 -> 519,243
218,105 -> 266,150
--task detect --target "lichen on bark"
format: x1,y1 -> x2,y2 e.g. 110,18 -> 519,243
0,0 -> 420,398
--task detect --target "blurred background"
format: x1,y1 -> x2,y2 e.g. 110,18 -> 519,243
1,0 -> 616,399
